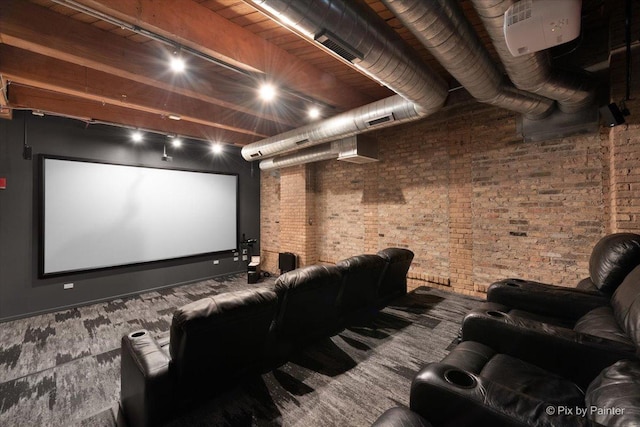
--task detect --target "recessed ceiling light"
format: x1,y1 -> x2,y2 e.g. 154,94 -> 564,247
131,130 -> 143,143
172,137 -> 182,148
259,83 -> 277,102
308,106 -> 320,119
170,56 -> 186,73
211,143 -> 223,154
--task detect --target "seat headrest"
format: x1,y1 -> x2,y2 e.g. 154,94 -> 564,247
336,254 -> 386,271
590,233 -> 640,294
171,287 -> 277,332
377,248 -> 415,263
274,264 -> 342,293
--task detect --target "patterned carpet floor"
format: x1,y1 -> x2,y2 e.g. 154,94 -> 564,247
0,273 -> 482,427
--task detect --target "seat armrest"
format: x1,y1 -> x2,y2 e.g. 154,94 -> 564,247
461,310 -> 637,388
410,363 -> 584,427
120,330 -> 173,427
487,278 -> 609,321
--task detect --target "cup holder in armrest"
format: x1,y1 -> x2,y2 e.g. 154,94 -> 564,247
129,330 -> 147,339
444,369 -> 477,389
486,310 -> 506,318
506,282 -> 520,287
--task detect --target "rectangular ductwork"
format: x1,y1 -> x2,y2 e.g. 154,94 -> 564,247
337,135 -> 378,164
517,106 -> 599,142
315,29 -> 364,62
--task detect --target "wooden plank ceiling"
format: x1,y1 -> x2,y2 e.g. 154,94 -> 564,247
0,0 -> 607,146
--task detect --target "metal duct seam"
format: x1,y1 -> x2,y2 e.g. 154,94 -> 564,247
381,0 -> 555,120
471,0 -> 594,113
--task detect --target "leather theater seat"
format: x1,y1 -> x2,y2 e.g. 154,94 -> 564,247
377,248 -> 415,307
486,233 -> 640,322
408,340 -> 640,427
461,263 -> 640,387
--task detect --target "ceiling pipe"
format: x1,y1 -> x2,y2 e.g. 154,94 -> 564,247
249,0 -> 447,113
245,94 -> 422,161
470,0 -> 594,113
242,0 -> 449,161
259,142 -> 341,170
381,0 -> 555,120
259,135 -> 377,170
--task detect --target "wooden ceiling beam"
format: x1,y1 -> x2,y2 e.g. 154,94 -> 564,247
0,75 -> 11,120
36,0 -> 374,110
0,0 -> 300,127
8,85 -> 258,145
0,45 -> 290,138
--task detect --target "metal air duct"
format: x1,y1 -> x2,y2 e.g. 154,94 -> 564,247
259,135 -> 378,170
471,0 -> 594,113
242,94 -> 422,161
242,0 -> 450,162
381,0 -> 555,119
250,0 -> 448,113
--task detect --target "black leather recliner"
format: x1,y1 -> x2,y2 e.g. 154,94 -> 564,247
377,248 -> 415,307
273,264 -> 344,353
120,287 -> 279,427
486,233 -> 640,321
337,254 -> 387,323
462,263 -> 640,387
408,341 -> 640,427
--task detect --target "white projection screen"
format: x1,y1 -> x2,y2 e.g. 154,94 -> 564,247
40,156 -> 238,276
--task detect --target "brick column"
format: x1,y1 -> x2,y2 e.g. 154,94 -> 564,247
448,131 -> 475,294
279,164 -> 318,267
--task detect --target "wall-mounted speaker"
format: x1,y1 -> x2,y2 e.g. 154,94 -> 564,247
600,103 -> 626,127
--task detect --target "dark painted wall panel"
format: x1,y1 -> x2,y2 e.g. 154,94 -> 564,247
0,112 -> 260,321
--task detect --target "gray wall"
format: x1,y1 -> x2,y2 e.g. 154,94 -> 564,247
0,112 -> 260,321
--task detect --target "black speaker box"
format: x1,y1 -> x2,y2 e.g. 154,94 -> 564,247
279,252 -> 297,273
600,103 -> 626,127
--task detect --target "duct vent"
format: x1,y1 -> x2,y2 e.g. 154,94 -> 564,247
315,29 -> 363,62
337,135 -> 378,164
295,138 -> 310,146
366,113 -> 395,128
250,151 -> 262,158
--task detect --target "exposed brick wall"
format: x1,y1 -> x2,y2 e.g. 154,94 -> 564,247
608,47 -> 640,233
260,24 -> 640,298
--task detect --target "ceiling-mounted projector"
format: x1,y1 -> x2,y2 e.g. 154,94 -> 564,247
504,0 -> 582,57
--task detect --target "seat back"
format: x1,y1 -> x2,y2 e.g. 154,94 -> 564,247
586,360 -> 640,426
610,263 -> 640,346
274,264 -> 343,349
377,248 -> 414,304
337,254 -> 386,319
589,232 -> 640,295
169,287 -> 278,390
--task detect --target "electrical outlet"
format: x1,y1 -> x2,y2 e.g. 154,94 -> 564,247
242,255 -> 248,261
242,249 -> 247,254
234,257 -> 239,261
63,283 -> 74,290
213,260 -> 219,265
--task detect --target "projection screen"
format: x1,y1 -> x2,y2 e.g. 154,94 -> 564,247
40,156 -> 238,276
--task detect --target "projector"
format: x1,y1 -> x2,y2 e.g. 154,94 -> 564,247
504,0 -> 582,57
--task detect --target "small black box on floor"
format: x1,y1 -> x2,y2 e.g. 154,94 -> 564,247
248,271 -> 260,284
279,252 -> 296,274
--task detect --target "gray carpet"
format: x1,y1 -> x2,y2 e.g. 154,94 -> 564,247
0,274 -> 482,426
